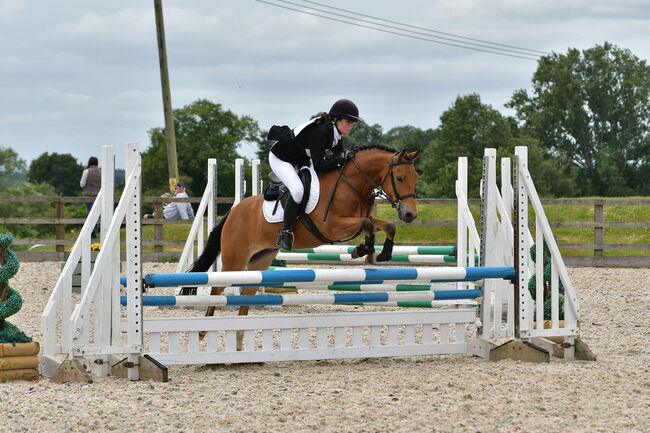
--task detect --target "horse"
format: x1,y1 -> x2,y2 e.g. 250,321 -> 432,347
187,145 -> 421,336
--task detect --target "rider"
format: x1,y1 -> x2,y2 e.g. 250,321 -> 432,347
268,98 -> 360,250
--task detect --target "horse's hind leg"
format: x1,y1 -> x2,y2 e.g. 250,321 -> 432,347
204,286 -> 226,317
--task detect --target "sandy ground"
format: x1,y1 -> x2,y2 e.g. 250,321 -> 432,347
1,262 -> 649,433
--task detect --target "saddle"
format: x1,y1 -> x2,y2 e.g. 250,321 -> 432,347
261,168 -> 336,244
262,167 -> 319,223
264,170 -> 310,215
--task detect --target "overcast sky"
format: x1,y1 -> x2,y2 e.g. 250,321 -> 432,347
1,0 -> 648,169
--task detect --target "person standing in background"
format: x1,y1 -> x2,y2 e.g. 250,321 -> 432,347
80,156 -> 101,238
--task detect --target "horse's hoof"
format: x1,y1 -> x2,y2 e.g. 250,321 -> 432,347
352,243 -> 374,259
364,253 -> 376,265
376,251 -> 391,262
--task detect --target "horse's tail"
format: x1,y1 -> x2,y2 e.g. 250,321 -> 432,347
179,210 -> 231,295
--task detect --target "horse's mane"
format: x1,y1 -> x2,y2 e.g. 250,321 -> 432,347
352,144 -> 399,154
352,144 -> 419,161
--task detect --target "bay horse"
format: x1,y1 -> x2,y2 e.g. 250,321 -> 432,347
187,145 -> 421,332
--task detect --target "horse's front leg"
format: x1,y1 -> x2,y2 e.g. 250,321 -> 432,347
350,234 -> 376,260
325,216 -> 375,262
368,215 -> 396,262
343,218 -> 377,262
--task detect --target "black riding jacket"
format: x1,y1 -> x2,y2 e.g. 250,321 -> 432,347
269,118 -> 344,173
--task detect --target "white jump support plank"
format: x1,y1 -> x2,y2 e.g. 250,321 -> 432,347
41,182 -> 104,357
479,149 -> 497,340
234,158 -> 244,205
125,142 -> 144,380
208,158 -> 217,272
457,156 -> 468,272
514,146 -> 580,359
519,167 -> 580,319
252,159 -> 262,196
123,310 -> 476,365
93,145 -> 115,377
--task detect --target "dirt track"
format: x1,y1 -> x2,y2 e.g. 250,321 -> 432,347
2,263 -> 649,433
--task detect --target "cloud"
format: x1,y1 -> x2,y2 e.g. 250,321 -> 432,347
50,8 -> 155,45
0,0 -> 26,23
3,0 -> 650,168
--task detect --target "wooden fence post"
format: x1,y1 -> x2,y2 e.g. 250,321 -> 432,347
55,200 -> 64,254
594,202 -> 604,258
154,202 -> 163,253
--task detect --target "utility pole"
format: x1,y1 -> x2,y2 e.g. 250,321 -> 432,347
154,0 -> 179,192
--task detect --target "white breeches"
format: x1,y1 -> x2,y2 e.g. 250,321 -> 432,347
269,152 -> 307,203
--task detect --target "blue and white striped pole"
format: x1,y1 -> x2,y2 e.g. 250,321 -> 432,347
143,266 -> 515,287
120,289 -> 482,307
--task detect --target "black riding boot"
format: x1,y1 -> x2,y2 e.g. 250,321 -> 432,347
276,197 -> 301,250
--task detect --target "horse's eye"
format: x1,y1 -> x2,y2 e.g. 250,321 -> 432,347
396,176 -> 403,182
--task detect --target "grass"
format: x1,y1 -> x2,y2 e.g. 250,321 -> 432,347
11,199 -> 650,258
377,201 -> 650,257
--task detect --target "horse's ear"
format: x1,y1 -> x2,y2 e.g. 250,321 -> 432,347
397,149 -> 408,160
408,149 -> 422,161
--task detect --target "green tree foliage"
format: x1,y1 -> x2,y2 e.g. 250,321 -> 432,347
417,94 -> 576,198
381,126 -> 437,153
507,42 -> 650,196
418,94 -> 518,197
0,181 -> 56,238
346,121 -> 384,149
255,133 -> 274,164
27,153 -> 84,196
380,126 -> 437,174
142,99 -> 263,199
0,146 -> 27,190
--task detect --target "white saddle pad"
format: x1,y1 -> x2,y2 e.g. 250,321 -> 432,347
262,165 -> 320,223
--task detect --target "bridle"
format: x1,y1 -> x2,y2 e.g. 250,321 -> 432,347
377,151 -> 418,208
323,151 -> 417,222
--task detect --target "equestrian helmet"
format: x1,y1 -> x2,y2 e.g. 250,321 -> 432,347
328,99 -> 360,122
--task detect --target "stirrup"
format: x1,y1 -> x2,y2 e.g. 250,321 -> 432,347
276,229 -> 294,250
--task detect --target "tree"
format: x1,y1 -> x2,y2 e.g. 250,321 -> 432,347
418,94 -> 516,197
27,153 -> 84,196
142,99 -> 263,199
380,126 -> 437,174
417,94 -> 574,198
381,126 -> 436,153
0,146 -> 27,191
346,121 -> 384,149
507,42 -> 650,196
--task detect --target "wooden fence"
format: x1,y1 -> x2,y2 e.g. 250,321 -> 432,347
1,196 -> 649,267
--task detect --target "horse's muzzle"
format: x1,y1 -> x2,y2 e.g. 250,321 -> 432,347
397,204 -> 418,223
